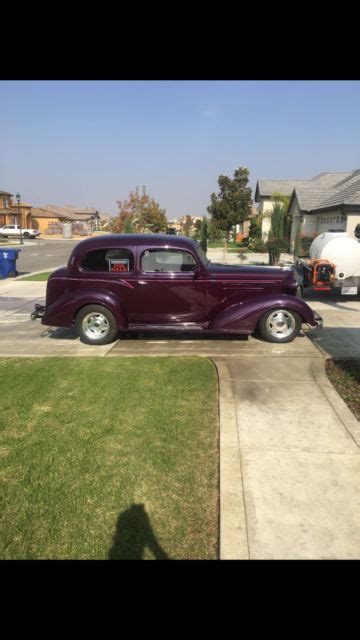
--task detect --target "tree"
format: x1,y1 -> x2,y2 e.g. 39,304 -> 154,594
111,186 -> 168,234
266,194 -> 290,265
270,192 -> 291,240
207,166 -> 253,250
193,219 -> 202,241
249,215 -> 262,241
199,217 -> 209,253
123,217 -> 134,233
208,218 -> 224,242
183,215 -> 192,237
269,199 -> 285,240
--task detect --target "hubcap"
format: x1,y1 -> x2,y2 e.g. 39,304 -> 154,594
266,309 -> 296,339
82,312 -> 110,340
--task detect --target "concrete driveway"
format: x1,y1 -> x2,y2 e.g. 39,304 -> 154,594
304,289 -> 360,358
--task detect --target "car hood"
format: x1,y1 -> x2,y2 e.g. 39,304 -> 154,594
207,263 -> 293,278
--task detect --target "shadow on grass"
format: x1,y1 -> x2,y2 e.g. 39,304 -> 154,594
108,504 -> 169,560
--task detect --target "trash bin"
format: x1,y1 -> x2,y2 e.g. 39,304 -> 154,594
0,248 -> 21,278
63,223 -> 73,239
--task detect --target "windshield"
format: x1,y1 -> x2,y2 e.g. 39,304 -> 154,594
195,243 -> 211,266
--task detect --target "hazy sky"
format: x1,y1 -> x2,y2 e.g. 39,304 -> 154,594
1,80 -> 359,218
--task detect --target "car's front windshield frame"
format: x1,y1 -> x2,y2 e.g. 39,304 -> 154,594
195,243 -> 211,266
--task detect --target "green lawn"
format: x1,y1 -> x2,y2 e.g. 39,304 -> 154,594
0,357 -> 218,560
18,271 -> 53,281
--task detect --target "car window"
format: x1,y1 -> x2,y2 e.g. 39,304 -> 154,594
81,248 -> 134,272
141,249 -> 197,273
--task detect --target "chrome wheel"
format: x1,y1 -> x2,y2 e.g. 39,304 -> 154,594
265,309 -> 296,339
82,312 -> 110,340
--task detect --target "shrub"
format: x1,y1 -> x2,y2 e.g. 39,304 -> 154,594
267,238 -> 289,265
298,234 -> 317,257
248,238 -> 267,252
237,248 -> 248,263
236,237 -> 250,248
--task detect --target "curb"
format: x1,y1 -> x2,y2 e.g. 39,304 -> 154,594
210,357 -> 249,560
311,358 -> 360,448
13,266 -> 65,281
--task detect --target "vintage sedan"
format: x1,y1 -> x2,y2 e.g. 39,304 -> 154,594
31,234 -> 322,344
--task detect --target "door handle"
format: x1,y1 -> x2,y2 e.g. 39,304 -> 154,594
138,280 -> 147,285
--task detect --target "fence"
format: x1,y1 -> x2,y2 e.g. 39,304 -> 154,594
45,221 -> 89,236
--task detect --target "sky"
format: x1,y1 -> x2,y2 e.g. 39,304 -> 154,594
1,80 -> 359,219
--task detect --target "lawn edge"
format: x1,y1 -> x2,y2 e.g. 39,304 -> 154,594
15,266 -> 64,281
210,357 -> 250,560
311,359 -> 360,447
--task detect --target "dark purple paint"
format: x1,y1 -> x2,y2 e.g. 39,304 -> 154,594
40,234 -> 319,334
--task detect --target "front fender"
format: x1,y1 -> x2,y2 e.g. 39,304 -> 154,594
42,288 -> 128,328
209,294 -> 318,333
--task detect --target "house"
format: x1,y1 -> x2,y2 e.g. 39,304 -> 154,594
168,215 -> 203,235
0,190 -> 33,228
254,170 -> 360,246
30,205 -> 101,234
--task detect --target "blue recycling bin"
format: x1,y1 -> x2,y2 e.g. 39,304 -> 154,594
0,248 -> 21,278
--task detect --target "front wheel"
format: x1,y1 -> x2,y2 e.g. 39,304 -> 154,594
257,308 -> 301,343
75,304 -> 119,345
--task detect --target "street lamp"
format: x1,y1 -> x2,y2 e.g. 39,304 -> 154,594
16,193 -> 24,245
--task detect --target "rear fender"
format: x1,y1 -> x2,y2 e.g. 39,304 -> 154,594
209,294 -> 317,333
42,288 -> 128,328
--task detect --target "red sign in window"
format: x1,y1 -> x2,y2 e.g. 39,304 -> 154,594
109,259 -> 129,273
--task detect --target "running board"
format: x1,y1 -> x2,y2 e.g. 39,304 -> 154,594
127,324 -> 206,332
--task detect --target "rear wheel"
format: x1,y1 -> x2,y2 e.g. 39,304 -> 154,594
258,308 -> 301,343
75,304 -> 118,345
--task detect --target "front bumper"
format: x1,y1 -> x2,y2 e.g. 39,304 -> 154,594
310,312 -> 323,330
31,303 -> 46,321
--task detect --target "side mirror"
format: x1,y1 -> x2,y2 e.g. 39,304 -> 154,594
193,267 -> 201,279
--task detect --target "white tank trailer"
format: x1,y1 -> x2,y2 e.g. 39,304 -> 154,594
300,232 -> 360,295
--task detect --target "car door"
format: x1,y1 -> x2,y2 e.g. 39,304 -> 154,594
130,247 -> 207,325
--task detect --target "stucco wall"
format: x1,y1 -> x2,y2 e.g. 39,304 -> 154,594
346,213 -> 360,238
258,198 -> 274,239
31,216 -> 59,233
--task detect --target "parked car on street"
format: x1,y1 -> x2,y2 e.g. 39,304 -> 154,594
0,225 -> 40,239
31,234 -> 323,345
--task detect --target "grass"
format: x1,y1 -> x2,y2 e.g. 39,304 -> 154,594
207,243 -> 243,253
18,271 -> 53,281
325,359 -> 360,420
0,357 -> 218,560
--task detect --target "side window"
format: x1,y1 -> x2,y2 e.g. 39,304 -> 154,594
141,249 -> 197,273
81,248 -> 134,272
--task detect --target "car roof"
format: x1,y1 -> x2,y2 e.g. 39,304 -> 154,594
73,234 -> 199,252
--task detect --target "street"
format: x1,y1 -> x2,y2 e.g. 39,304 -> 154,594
1,238 -> 81,275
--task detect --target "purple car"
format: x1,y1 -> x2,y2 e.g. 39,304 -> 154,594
31,234 -> 322,345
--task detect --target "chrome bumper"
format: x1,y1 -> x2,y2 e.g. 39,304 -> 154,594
312,312 -> 323,330
31,304 -> 46,321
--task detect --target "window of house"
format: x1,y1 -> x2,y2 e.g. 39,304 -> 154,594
81,248 -> 134,272
141,249 -> 197,273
